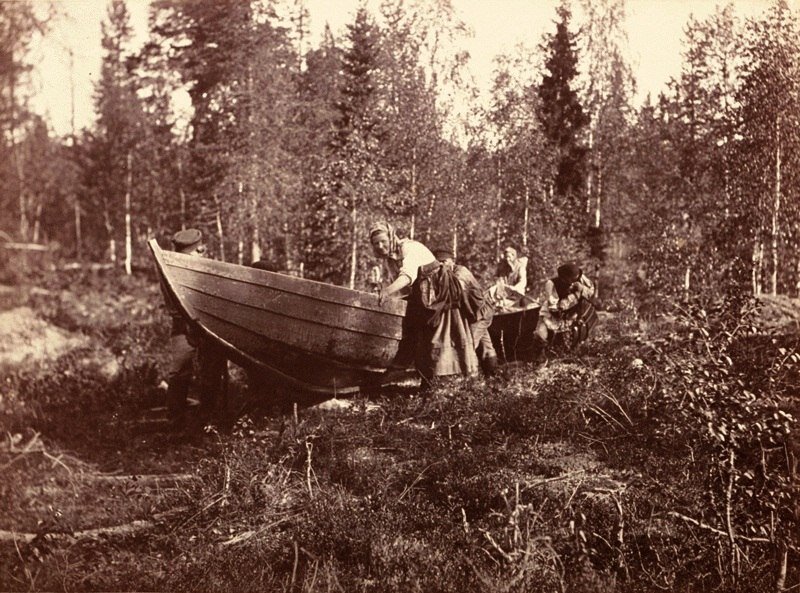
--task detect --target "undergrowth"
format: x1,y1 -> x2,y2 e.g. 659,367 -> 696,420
0,277 -> 798,592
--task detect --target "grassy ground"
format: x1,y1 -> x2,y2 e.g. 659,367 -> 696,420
0,271 -> 798,592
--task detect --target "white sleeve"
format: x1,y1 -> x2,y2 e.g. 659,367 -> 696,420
398,241 -> 435,283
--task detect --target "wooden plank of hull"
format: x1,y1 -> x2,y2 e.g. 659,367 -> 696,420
200,314 -> 384,392
160,249 -> 406,318
185,286 -> 399,368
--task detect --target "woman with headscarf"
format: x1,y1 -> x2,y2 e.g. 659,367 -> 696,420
369,221 -> 436,303
369,221 -> 478,384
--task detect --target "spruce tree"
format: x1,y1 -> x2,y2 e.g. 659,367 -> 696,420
538,3 -> 589,203
305,8 -> 386,287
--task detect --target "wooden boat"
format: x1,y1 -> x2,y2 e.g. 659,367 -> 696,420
149,239 -> 541,394
489,297 -> 541,363
149,239 -> 407,395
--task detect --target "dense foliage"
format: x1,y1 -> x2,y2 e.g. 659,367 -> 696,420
1,0 -> 798,298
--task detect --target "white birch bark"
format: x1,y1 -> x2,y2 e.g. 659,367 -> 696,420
770,116 -> 782,296
594,169 -> 602,229
752,240 -> 764,296
215,205 -> 226,262
124,152 -> 133,276
74,201 -> 82,260
349,205 -> 358,289
410,146 -> 417,240
522,181 -> 530,248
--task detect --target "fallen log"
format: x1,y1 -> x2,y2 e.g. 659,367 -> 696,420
0,242 -> 52,251
0,507 -> 189,544
88,473 -> 197,484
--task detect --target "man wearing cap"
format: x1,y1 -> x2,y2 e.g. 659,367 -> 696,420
433,248 -> 499,376
534,262 -> 596,356
163,229 -> 226,429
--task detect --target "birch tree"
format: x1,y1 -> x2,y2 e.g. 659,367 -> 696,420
92,0 -> 145,269
736,0 -> 800,296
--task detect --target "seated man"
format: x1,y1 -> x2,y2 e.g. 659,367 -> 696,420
433,248 -> 499,376
534,262 -> 596,358
489,244 -> 528,310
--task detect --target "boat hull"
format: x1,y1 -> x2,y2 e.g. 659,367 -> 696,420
489,303 -> 541,363
149,240 -> 407,394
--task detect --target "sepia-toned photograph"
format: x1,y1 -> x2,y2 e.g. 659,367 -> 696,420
1,0 -> 798,590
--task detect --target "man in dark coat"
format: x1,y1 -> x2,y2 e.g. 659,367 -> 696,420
163,229 -> 227,430
533,262 -> 596,357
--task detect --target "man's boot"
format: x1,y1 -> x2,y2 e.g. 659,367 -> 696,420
166,376 -> 190,431
531,337 -> 549,365
481,355 -> 499,377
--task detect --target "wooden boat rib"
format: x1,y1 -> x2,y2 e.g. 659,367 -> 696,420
149,238 -> 541,395
149,239 -> 407,394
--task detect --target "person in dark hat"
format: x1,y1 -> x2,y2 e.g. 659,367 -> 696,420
172,228 -> 204,254
433,248 -> 498,376
533,261 -> 596,358
163,229 -> 226,429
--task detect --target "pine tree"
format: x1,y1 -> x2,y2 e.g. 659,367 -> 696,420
538,3 -> 589,205
305,7 -> 387,287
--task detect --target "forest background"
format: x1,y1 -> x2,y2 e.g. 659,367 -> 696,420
3,0 -> 800,301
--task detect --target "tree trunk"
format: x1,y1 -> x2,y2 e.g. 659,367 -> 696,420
250,186 -> 261,264
522,181 -> 530,249
425,194 -> 436,244
178,156 -> 186,230
684,266 -> 691,299
796,256 -> 800,298
752,240 -> 764,297
349,204 -> 358,289
594,169 -> 603,228
495,160 -> 503,254
215,199 -> 226,262
74,200 -> 82,260
124,152 -> 133,276
410,146 -> 417,240
770,116 -> 782,296
9,25 -> 28,242
103,203 -> 116,264
32,202 -> 43,243
16,169 -> 27,241
68,47 -> 83,258
587,124 -> 594,216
